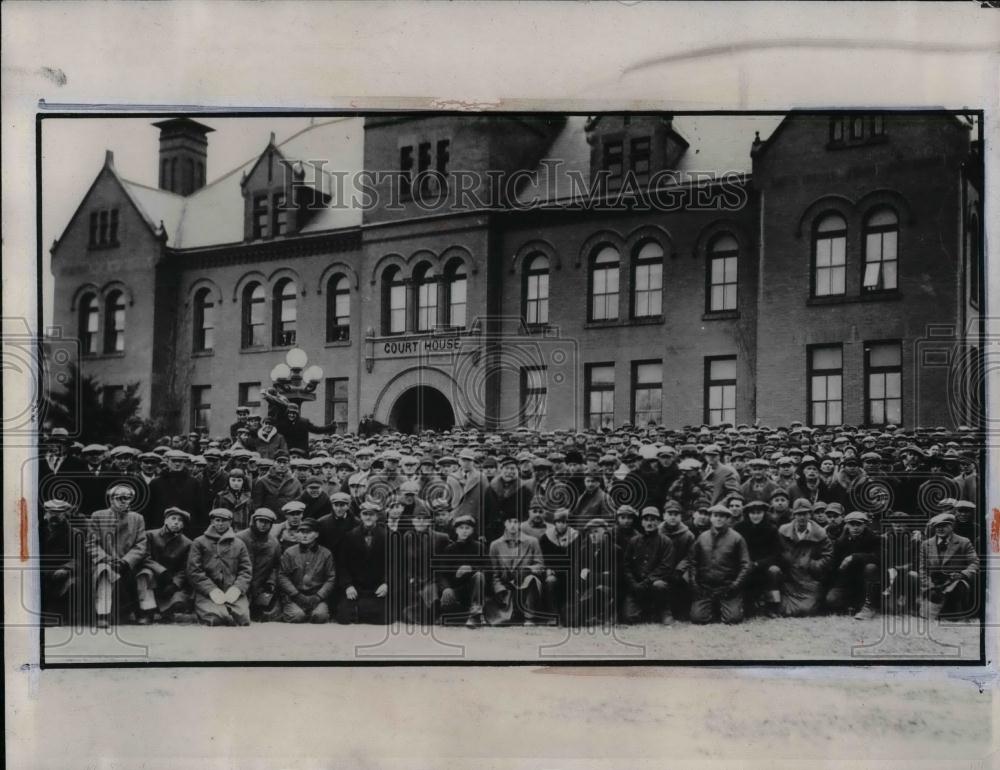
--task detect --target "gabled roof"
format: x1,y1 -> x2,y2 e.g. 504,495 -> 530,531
119,117 -> 364,250
513,115 -> 783,207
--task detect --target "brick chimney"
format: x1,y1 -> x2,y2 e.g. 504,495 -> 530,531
153,118 -> 214,196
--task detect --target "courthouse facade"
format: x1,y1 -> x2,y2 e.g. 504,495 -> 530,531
49,113 -> 984,435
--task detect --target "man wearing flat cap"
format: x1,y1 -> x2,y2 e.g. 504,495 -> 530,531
440,513 -> 489,627
573,518 -> 621,626
336,502 -> 389,625
701,445 -> 741,505
148,448 -> 204,533
236,508 -> 283,621
825,512 -> 881,620
622,507 -> 675,625
775,498 -> 833,617
918,512 -> 978,620
485,512 -> 545,626
740,458 -> 780,504
252,451 -> 302,514
538,508 -> 581,626
447,447 -> 497,542
278,518 -> 336,623
186,508 -> 252,626
40,498 -> 86,625
135,506 -> 194,624
489,456 -> 533,544
85,483 -> 148,628
687,505 -> 751,624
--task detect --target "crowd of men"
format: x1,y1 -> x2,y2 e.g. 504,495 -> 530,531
38,399 -> 983,630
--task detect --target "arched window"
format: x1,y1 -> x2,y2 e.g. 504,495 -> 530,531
383,266 -> 407,335
524,254 -> 549,326
193,287 -> 214,352
241,282 -> 266,348
326,275 -> 350,342
272,279 -> 297,347
589,246 -> 620,321
632,241 -> 663,318
862,208 -> 898,292
79,293 -> 99,355
443,259 -> 467,329
707,234 -> 739,312
813,213 -> 847,297
104,290 -> 125,353
413,263 -> 438,332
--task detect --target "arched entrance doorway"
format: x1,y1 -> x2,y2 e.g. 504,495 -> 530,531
387,386 -> 456,433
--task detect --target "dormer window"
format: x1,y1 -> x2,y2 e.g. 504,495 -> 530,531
252,194 -> 269,239
273,192 -> 287,236
630,137 -> 651,184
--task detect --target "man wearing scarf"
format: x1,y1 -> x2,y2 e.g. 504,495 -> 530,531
186,507 -> 252,626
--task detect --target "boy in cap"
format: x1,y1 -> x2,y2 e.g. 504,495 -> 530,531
825,512 -> 881,619
273,500 -> 307,551
85,483 -> 148,628
538,508 -> 580,626
135,506 -> 194,624
485,513 -> 545,626
186,508 -> 252,626
687,505 -> 751,624
613,505 -> 640,552
735,500 -> 783,618
440,514 -> 489,627
336,501 -> 389,625
520,498 -> 549,540
622,507 -> 675,625
659,500 -> 695,619
768,488 -> 791,526
401,503 -> 451,624
575,518 -> 622,627
880,510 -> 921,615
277,518 -> 336,623
236,508 -> 282,621
918,512 -> 979,620
214,468 -> 253,531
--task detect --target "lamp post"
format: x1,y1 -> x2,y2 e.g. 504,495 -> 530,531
265,347 -> 324,407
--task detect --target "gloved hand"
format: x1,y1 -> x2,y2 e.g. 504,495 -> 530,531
580,568 -> 590,582
375,583 -> 388,598
209,588 -> 226,605
345,586 -> 358,600
223,586 -> 241,604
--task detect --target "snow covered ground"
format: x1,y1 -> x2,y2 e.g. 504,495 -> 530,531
41,616 -> 981,664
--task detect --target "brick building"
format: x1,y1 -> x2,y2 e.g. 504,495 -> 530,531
48,112 -> 984,435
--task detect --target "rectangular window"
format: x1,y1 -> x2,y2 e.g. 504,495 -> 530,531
585,364 -> 615,431
191,385 -> 211,433
591,263 -> 619,321
389,283 -> 407,334
417,281 -> 437,331
705,356 -> 737,426
866,341 -> 902,426
808,345 -> 843,427
631,360 -> 662,427
633,261 -> 662,317
630,137 -> 651,184
252,195 -> 269,239
830,117 -> 845,143
864,228 -> 898,291
526,272 -> 549,325
448,277 -> 466,328
520,366 -> 547,429
870,115 -> 885,136
399,145 -> 414,199
603,141 -> 623,186
850,115 -> 865,140
325,377 -> 349,434
238,382 -> 262,408
709,252 -> 739,311
273,193 -> 287,236
98,210 -> 109,245
248,295 -> 265,347
108,209 -> 119,244
815,232 -> 847,296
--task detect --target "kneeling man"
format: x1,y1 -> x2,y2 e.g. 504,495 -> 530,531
687,505 -> 751,624
277,518 -> 336,623
187,508 -> 252,626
